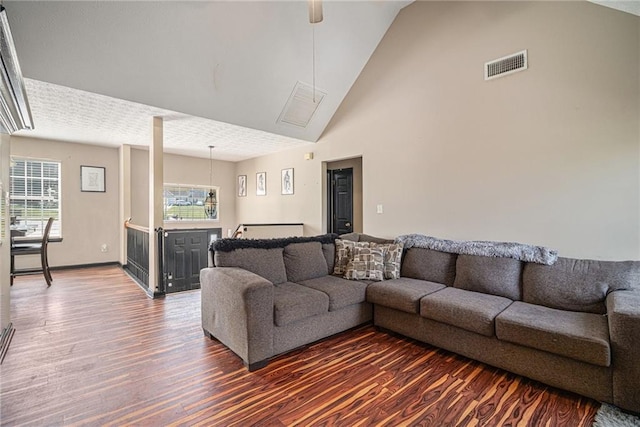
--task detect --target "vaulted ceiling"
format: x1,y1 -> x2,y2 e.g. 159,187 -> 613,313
5,1 -> 411,160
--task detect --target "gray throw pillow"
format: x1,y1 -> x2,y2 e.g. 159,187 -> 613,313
372,242 -> 404,279
334,239 -> 370,275
344,246 -> 384,281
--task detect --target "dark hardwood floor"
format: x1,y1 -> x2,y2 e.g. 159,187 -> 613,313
1,266 -> 599,426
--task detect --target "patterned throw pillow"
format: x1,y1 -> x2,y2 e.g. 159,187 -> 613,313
344,246 -> 384,281
333,240 -> 370,275
373,243 -> 404,279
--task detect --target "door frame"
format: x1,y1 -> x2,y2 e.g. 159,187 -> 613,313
324,157 -> 363,235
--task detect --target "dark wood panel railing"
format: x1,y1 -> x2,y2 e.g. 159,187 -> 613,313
124,220 -> 220,297
124,220 -> 150,292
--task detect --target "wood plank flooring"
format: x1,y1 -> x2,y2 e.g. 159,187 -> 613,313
1,266 -> 599,426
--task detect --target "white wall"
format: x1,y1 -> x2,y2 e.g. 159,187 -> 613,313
236,1 -> 640,260
129,148 -> 237,237
10,136 -> 121,267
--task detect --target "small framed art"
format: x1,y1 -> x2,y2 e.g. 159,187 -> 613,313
81,166 -> 106,192
256,172 -> 266,196
238,175 -> 247,197
281,168 -> 294,195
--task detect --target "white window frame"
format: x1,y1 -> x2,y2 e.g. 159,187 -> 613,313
163,183 -> 219,222
9,157 -> 62,238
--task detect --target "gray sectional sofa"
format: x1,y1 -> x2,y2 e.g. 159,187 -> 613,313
200,233 -> 640,413
201,234 -> 376,371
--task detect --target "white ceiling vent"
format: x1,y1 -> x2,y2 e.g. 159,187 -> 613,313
277,81 -> 326,128
485,50 -> 528,81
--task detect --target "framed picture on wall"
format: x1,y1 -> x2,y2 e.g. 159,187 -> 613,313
256,172 -> 266,196
281,168 -> 294,195
80,165 -> 106,192
238,175 -> 247,197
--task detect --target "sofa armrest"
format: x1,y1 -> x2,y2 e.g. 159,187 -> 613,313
607,289 -> 640,412
200,267 -> 274,369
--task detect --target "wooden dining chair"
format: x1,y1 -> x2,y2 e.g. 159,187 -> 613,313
10,217 -> 54,287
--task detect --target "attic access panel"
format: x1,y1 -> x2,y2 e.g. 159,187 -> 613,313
277,81 -> 326,128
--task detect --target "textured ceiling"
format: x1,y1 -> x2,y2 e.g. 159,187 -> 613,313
21,79 -> 312,162
5,0 -> 411,160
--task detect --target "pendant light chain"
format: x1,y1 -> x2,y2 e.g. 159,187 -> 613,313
209,145 -> 213,188
312,24 -> 316,103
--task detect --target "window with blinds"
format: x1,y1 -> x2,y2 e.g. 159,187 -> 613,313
10,159 -> 61,238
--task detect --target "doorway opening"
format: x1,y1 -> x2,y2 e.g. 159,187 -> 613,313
326,157 -> 363,235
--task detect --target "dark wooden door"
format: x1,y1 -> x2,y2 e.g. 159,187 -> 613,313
329,168 -> 353,234
163,230 -> 208,293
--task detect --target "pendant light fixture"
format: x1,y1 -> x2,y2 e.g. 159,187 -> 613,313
308,0 -> 323,24
204,145 -> 217,219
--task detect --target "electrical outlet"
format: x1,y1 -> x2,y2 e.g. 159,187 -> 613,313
100,244 -> 109,253
376,204 -> 384,214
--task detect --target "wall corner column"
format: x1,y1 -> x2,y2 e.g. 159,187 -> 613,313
119,144 -> 131,266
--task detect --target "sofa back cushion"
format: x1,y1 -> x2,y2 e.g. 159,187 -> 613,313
322,243 -> 335,274
214,248 -> 287,284
453,255 -> 523,300
338,232 -> 360,242
359,234 -> 394,244
400,248 -> 457,286
522,257 -> 640,314
338,232 -> 393,244
284,242 -> 329,283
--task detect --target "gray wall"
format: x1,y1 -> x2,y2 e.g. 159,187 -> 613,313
236,1 -> 640,260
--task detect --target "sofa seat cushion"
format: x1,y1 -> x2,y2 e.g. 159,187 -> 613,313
401,248 -> 457,286
284,242 -> 329,283
496,301 -> 610,367
420,287 -> 513,337
273,282 -> 330,327
454,255 -> 523,301
367,278 -> 445,314
299,275 -> 368,311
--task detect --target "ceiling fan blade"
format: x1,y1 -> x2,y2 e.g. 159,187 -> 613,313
308,0 -> 323,24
